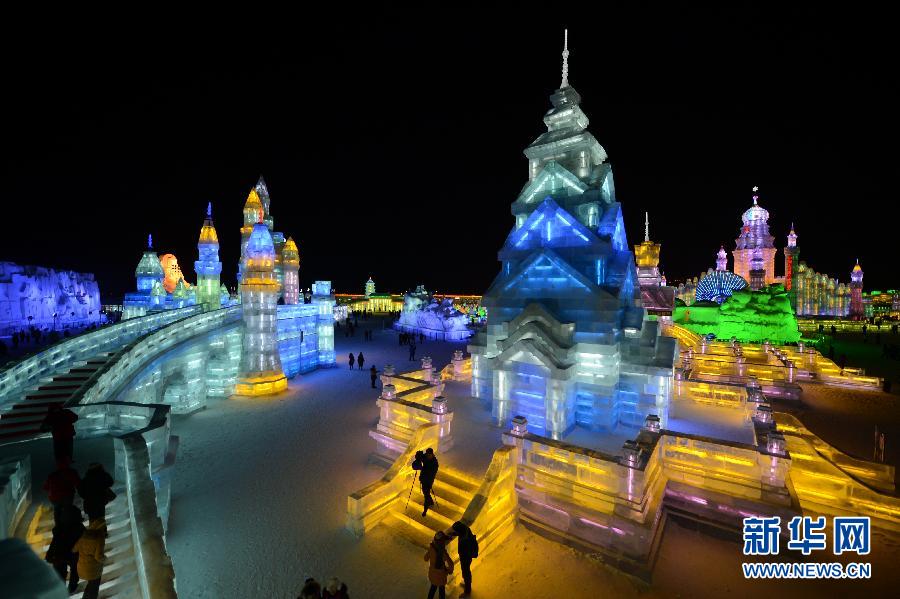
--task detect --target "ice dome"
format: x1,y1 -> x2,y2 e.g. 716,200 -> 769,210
243,223 -> 275,269
741,196 -> 769,225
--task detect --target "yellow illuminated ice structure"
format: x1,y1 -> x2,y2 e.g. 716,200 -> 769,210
159,254 -> 191,294
634,239 -> 660,267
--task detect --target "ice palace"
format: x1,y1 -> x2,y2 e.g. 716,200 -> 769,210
1,31 -> 899,599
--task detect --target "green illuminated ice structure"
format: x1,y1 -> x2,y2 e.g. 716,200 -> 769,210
469,35 -> 677,439
673,285 -> 801,344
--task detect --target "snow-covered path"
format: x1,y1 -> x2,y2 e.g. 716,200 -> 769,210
166,323 -> 472,598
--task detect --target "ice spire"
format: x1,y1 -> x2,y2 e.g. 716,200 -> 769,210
207,201 -> 212,219
644,211 -> 650,243
752,185 -> 759,205
560,29 -> 570,89
147,233 -> 153,249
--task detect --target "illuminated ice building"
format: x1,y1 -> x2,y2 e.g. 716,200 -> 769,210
234,179 -> 336,380
195,202 -> 223,312
235,220 -> 288,395
469,38 -> 677,438
732,187 -> 777,289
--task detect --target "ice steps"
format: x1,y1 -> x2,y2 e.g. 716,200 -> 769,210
22,486 -> 140,598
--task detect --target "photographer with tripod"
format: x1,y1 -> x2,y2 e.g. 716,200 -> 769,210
411,447 -> 439,517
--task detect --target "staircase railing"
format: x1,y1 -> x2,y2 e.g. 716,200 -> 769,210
0,307 -> 202,407
347,423 -> 441,536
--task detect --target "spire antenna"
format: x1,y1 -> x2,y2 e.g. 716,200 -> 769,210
560,29 -> 570,88
207,202 -> 212,218
644,211 -> 650,242
147,233 -> 153,249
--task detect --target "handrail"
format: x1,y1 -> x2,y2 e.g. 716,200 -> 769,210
0,307 -> 202,405
68,306 -> 241,407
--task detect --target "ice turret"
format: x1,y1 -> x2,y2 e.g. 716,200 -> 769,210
236,218 -> 287,396
195,202 -> 223,311
282,237 -> 300,305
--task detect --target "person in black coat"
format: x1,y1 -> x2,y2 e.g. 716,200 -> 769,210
450,521 -> 479,598
369,365 -> 378,389
78,463 -> 115,520
357,352 -> 365,371
412,448 -> 439,517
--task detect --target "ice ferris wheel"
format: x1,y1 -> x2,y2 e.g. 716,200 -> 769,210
695,271 -> 748,304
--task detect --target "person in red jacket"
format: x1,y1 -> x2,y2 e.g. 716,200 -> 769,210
43,457 -> 81,524
40,404 -> 79,463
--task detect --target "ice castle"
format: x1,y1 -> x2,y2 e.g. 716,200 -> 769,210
469,32 -> 677,439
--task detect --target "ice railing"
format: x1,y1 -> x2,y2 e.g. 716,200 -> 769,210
439,350 -> 471,382
667,323 -> 881,391
0,306 -> 201,406
773,412 -> 894,493
500,416 -> 793,569
67,306 -> 242,407
0,454 -> 30,539
370,361 -> 453,460
348,423 -> 442,536
783,432 -> 900,531
75,401 -> 177,598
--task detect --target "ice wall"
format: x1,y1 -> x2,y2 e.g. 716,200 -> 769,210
0,262 -> 102,333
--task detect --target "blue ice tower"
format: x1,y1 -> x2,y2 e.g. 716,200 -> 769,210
468,53 -> 676,439
123,234 -> 166,319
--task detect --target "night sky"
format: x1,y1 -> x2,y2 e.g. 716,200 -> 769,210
1,7 -> 894,301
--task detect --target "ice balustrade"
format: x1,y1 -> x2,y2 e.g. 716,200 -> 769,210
67,306 -> 241,407
783,432 -> 900,531
0,306 -> 202,406
440,350 -> 472,382
667,323 -> 881,391
501,416 -> 794,575
0,455 -> 30,539
370,363 -> 453,461
348,423 -> 443,536
774,412 -> 895,493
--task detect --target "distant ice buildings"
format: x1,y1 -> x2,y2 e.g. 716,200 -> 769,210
0,262 -> 103,334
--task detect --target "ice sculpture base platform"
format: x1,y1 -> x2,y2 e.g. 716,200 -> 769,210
234,372 -> 288,396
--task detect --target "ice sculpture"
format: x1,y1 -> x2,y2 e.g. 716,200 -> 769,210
160,254 -> 191,294
695,270 -> 748,304
282,237 -> 300,304
123,235 -> 166,320
468,38 -> 676,439
396,286 -> 473,341
194,202 -> 223,312
365,277 -> 375,297
674,285 -> 801,343
235,220 -> 287,395
0,262 -> 103,333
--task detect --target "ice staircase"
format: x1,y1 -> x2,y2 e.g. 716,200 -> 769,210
0,352 -> 117,443
23,486 -> 142,598
382,467 -> 480,564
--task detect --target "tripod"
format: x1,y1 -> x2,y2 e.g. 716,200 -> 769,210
404,470 -> 419,512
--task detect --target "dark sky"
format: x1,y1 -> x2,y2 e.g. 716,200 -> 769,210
1,7 -> 894,301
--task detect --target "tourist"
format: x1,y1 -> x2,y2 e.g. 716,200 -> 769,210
322,577 -> 349,598
409,343 -> 416,361
74,516 -> 107,599
412,448 -> 438,517
45,503 -> 85,593
370,365 -> 378,389
78,463 -> 115,521
838,353 -> 847,374
348,352 -> 355,370
40,404 -> 79,463
357,352 -> 365,371
450,521 -> 479,598
43,457 -> 81,524
299,577 -> 322,598
423,530 -> 454,599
